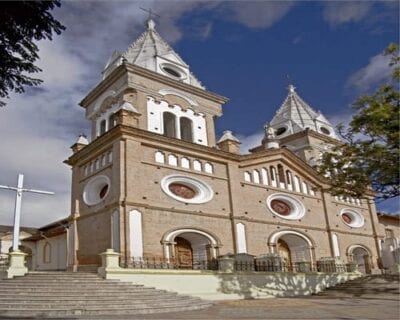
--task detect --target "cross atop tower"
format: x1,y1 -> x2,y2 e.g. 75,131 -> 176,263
140,7 -> 160,30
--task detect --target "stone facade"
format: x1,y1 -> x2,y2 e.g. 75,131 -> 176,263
65,19 -> 388,274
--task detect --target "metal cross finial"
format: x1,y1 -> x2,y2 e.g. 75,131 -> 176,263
140,7 -> 161,20
0,174 -> 54,251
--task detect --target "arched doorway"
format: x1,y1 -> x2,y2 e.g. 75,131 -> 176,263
162,228 -> 220,269
269,230 -> 315,272
349,246 -> 372,274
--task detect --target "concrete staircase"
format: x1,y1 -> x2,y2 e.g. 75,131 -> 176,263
315,275 -> 400,300
0,271 -> 212,317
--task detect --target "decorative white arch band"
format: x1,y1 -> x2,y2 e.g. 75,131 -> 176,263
268,229 -> 316,263
162,228 -> 221,260
158,89 -> 199,106
268,230 -> 315,248
347,244 -> 371,256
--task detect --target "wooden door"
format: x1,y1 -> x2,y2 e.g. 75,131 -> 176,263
175,237 -> 193,269
277,239 -> 292,270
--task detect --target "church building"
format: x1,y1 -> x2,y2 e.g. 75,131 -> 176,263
65,19 -> 386,274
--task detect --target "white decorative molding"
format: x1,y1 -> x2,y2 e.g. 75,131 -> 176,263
158,89 -> 199,106
340,209 -> 365,228
111,210 -> 120,252
331,233 -> 340,257
82,175 -> 110,206
161,175 -> 214,204
266,193 -> 306,220
129,210 -> 143,259
236,223 -> 247,254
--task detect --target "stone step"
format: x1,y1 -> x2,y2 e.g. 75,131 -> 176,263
0,271 -> 213,317
0,303 -> 212,317
0,299 -> 204,309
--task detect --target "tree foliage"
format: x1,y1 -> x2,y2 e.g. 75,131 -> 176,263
0,1 -> 65,107
319,43 -> 400,201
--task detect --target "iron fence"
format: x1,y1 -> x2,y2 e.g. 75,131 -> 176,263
121,256 -> 218,270
119,255 -> 354,273
0,255 -> 8,272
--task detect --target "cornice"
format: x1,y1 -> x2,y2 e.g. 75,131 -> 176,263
80,62 -> 229,108
65,125 -> 330,187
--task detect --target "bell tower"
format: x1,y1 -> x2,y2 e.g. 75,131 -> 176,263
65,19 -> 228,270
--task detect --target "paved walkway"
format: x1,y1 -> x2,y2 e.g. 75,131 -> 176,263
1,289 -> 398,320
100,295 -> 399,320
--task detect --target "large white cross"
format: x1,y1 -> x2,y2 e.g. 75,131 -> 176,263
0,174 -> 54,251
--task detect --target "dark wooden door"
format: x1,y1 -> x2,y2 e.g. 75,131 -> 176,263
175,237 -> 193,269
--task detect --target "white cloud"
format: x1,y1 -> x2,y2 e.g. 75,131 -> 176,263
323,2 -> 372,26
0,1 -> 219,228
346,52 -> 392,91
223,1 -> 295,28
237,131 -> 264,154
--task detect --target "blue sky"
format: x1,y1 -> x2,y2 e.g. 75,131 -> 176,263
0,1 -> 398,227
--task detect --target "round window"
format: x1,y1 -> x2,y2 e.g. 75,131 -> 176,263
161,175 -> 213,204
267,193 -> 305,220
83,175 -> 110,206
276,127 -> 287,136
340,209 -> 364,228
320,127 -> 330,135
168,183 -> 196,199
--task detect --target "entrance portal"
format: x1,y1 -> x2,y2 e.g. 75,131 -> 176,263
174,237 -> 193,269
271,231 -> 313,272
351,246 -> 371,274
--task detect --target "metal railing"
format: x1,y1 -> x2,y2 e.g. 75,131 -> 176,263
121,256 -> 218,270
0,255 -> 8,272
119,255 -> 355,273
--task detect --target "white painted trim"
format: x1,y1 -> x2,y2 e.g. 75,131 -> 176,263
236,223 -> 247,254
331,233 -> 340,257
340,208 -> 365,228
83,175 -> 111,206
158,89 -> 199,106
269,230 -> 313,248
165,228 -> 218,246
129,210 -> 143,259
266,193 -> 306,220
160,175 -> 213,204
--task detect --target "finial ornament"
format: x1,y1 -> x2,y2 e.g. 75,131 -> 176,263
288,84 -> 296,93
140,7 -> 160,30
264,122 -> 276,139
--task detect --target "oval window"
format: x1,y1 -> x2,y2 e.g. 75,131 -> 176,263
267,193 -> 305,220
160,63 -> 186,80
320,127 -> 330,135
340,209 -> 364,228
161,175 -> 213,204
163,67 -> 181,78
276,127 -> 287,136
83,175 -> 110,206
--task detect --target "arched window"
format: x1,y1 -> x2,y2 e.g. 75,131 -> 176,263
277,164 -> 286,188
180,117 -> 193,142
244,171 -> 251,182
109,113 -> 116,129
163,112 -> 176,138
286,170 -> 293,191
270,166 -> 277,187
204,162 -> 213,174
168,154 -> 178,166
43,242 -> 51,263
193,160 -> 202,171
261,168 -> 269,185
155,151 -> 165,164
253,170 -> 260,184
181,157 -> 190,169
99,119 -> 106,135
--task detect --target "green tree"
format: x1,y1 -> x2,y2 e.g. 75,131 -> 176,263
0,1 -> 65,107
319,43 -> 400,201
